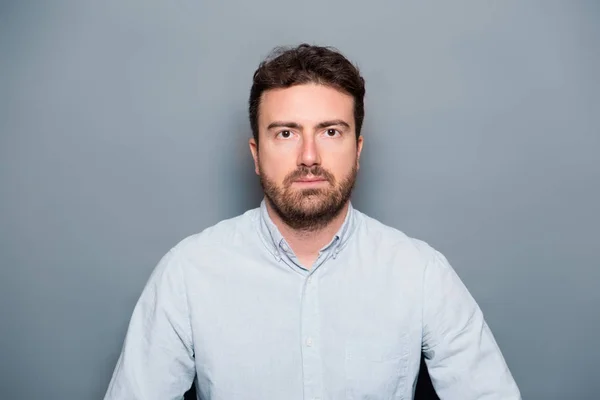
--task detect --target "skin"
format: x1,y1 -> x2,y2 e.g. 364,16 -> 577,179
249,83 -> 364,268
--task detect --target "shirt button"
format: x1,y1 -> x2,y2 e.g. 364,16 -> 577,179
306,337 -> 313,347
307,276 -> 313,284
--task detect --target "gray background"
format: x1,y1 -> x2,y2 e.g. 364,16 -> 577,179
1,1 -> 598,399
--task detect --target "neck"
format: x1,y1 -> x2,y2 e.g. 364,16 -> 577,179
265,200 -> 350,265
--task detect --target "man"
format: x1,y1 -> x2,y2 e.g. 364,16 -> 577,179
105,44 -> 521,399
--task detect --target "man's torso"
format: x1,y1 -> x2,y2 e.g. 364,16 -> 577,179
175,204 -> 433,400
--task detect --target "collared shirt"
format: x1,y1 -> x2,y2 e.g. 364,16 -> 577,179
104,200 -> 521,400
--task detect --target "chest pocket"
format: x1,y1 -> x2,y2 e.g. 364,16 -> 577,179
345,336 -> 410,400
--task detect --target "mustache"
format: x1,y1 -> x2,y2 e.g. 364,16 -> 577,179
284,166 -> 335,186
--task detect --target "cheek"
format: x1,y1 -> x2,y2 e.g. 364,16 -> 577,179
321,144 -> 358,172
259,151 -> 295,181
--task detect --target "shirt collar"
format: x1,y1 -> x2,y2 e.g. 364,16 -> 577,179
257,198 -> 357,261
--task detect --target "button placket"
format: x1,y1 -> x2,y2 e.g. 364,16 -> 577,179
300,272 -> 323,400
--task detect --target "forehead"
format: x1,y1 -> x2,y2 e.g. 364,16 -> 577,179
258,84 -> 354,126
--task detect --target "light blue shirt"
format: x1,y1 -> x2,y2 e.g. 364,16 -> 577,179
105,200 -> 521,399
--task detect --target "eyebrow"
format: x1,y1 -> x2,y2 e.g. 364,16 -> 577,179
266,119 -> 351,131
267,121 -> 302,130
315,119 -> 351,130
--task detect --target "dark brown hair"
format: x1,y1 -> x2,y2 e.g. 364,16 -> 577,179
248,43 -> 366,144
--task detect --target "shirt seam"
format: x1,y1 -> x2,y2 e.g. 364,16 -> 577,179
253,209 -> 281,259
172,245 -> 195,355
422,247 -> 442,352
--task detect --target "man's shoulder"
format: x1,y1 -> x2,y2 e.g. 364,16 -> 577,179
354,209 -> 439,264
171,207 -> 261,255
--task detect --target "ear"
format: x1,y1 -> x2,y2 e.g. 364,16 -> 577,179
356,135 -> 364,170
249,138 -> 260,175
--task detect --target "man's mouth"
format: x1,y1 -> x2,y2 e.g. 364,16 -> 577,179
294,175 -> 327,183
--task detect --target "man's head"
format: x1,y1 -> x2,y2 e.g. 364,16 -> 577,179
248,44 -> 366,231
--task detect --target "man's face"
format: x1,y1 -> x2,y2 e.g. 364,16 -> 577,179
249,83 -> 363,231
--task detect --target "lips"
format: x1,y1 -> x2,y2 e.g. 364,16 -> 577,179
294,176 -> 327,183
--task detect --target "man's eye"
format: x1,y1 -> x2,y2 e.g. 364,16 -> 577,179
326,129 -> 340,137
277,130 -> 292,139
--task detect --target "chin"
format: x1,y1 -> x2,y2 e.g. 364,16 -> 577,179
298,198 -> 332,212
298,193 -> 329,204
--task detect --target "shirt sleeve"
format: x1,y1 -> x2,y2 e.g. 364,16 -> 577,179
421,248 -> 521,399
104,247 -> 195,400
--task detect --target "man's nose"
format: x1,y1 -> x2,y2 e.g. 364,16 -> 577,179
298,135 -> 321,166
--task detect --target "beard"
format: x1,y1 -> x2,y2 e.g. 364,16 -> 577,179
258,161 -> 358,232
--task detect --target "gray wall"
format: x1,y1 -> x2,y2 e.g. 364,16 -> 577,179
1,1 -> 598,399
